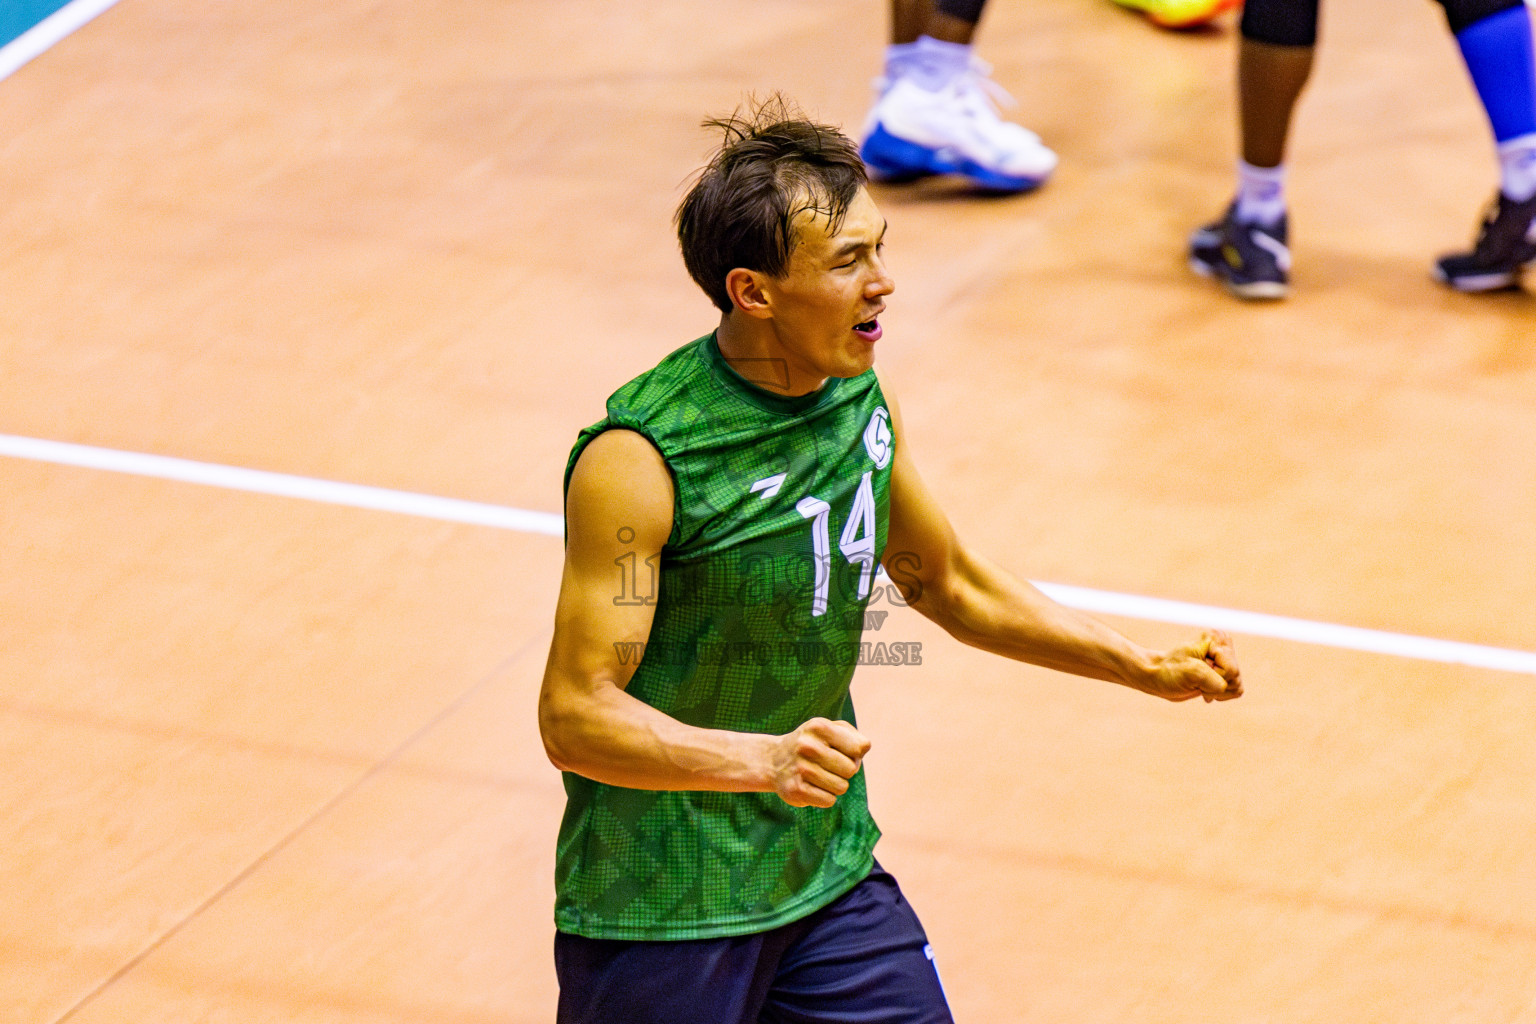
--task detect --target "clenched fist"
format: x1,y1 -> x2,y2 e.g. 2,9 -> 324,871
769,718 -> 872,808
1143,630 -> 1243,703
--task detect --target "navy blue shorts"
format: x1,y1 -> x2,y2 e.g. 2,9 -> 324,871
554,864 -> 954,1024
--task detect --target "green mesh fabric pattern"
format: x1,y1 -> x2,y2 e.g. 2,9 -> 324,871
555,333 -> 895,940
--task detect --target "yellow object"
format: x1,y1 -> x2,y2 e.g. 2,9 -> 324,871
1109,0 -> 1241,30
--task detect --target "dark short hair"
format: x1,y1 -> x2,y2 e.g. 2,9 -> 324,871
674,96 -> 868,313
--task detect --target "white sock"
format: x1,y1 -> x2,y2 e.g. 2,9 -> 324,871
883,42 -> 923,84
1235,160 -> 1287,227
1498,132 -> 1536,202
886,35 -> 971,92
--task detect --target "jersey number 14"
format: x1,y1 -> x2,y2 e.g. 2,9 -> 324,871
795,471 -> 878,617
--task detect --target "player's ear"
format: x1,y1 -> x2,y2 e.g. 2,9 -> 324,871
726,268 -> 774,320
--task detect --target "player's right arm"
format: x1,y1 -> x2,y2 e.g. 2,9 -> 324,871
537,428 -> 870,808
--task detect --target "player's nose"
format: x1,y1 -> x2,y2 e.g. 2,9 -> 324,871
867,257 -> 894,298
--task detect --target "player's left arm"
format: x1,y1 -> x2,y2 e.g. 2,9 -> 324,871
876,374 -> 1241,703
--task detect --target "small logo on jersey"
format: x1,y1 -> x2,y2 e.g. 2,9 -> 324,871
863,407 -> 892,469
750,472 -> 787,499
924,943 -> 949,997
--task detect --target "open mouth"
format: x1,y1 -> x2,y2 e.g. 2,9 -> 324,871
853,318 -> 882,341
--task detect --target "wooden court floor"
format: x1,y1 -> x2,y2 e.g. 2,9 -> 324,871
3,0 -> 1536,1020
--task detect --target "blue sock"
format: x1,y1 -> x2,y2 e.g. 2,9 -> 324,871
1455,5 -> 1536,143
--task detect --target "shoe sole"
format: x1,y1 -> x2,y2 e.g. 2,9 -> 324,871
1432,260 -> 1532,292
1435,269 -> 1519,292
861,124 -> 1051,193
1189,255 -> 1289,300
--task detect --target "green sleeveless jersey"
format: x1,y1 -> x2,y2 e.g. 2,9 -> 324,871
555,333 -> 896,941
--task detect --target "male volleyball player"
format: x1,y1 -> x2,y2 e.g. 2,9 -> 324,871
538,98 -> 1243,1023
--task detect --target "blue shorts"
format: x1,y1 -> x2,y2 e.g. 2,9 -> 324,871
554,864 -> 954,1024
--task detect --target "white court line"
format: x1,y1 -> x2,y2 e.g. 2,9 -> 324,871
1031,583 -> 1536,676
0,0 -> 123,82
2,432 -> 1534,676
0,433 -> 565,536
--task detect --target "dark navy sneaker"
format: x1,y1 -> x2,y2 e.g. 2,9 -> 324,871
1433,192 -> 1536,292
1188,203 -> 1290,300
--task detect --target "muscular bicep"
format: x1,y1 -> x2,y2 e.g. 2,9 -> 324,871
542,429 -> 673,731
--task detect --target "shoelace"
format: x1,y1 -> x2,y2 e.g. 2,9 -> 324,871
959,56 -> 1019,114
952,59 -> 1049,150
871,59 -> 1019,112
1475,195 -> 1502,243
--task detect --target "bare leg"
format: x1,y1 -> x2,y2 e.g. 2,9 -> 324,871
891,0 -> 981,44
1239,38 -> 1315,167
890,0 -> 928,44
927,9 -> 980,43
